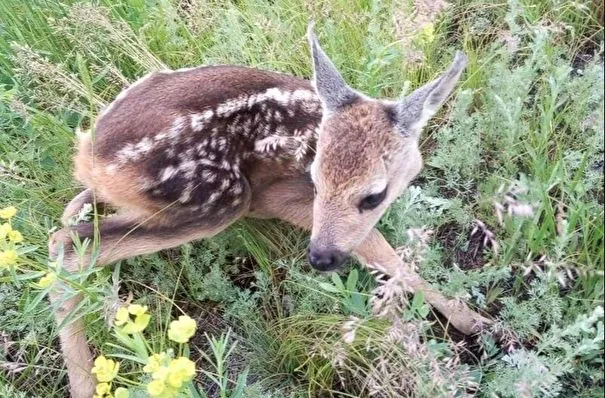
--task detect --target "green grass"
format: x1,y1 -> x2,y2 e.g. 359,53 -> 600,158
0,0 -> 603,397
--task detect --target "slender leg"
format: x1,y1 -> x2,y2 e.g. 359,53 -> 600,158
61,189 -> 96,226
248,175 -> 491,334
49,206 -> 246,398
352,230 -> 491,333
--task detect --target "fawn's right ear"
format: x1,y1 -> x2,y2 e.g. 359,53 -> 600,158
395,51 -> 468,137
307,22 -> 360,113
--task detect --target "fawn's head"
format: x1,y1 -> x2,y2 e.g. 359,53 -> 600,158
306,25 -> 467,271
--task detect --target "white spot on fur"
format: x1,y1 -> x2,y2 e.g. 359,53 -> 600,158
199,159 -> 219,168
274,110 -> 283,122
160,165 -> 178,182
191,109 -> 214,131
179,159 -> 198,179
220,179 -> 230,190
202,169 -> 216,183
216,98 -> 247,118
217,137 -> 227,150
214,88 -> 318,119
179,182 -> 195,203
208,192 -> 220,203
231,184 -> 243,195
168,116 -> 187,140
117,136 -> 155,162
155,131 -> 168,141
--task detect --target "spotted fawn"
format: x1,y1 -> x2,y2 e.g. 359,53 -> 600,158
49,24 -> 467,397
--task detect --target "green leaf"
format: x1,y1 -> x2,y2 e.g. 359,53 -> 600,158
351,293 -> 368,316
15,245 -> 38,255
318,282 -> 340,293
331,273 -> 345,291
231,367 -> 250,397
411,291 -> 425,310
106,352 -> 146,365
418,305 -> 430,319
346,269 -> 358,293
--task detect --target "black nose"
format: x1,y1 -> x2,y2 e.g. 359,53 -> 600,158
307,246 -> 346,271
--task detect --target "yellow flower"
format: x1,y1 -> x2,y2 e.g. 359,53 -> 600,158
35,272 -> 57,289
143,352 -> 168,373
147,380 -> 166,397
8,230 -> 23,243
166,357 -> 196,388
0,250 -> 18,268
168,315 -> 197,343
148,367 -> 179,398
152,366 -> 170,382
127,304 -> 148,316
0,223 -> 12,240
116,303 -> 150,334
121,313 -> 150,334
114,387 -> 129,398
0,206 -> 17,219
91,356 -> 119,383
95,382 -> 111,396
114,307 -> 129,327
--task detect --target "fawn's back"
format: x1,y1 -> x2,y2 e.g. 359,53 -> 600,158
75,66 -> 323,223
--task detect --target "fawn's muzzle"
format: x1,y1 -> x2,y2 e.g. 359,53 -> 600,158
307,244 -> 347,271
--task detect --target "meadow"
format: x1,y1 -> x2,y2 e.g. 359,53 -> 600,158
0,0 -> 603,397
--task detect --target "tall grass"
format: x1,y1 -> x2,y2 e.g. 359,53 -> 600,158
0,0 -> 603,396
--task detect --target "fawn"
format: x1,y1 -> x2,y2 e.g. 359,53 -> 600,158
49,25 -> 471,397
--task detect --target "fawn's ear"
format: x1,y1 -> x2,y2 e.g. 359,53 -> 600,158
396,51 -> 468,137
307,23 -> 359,112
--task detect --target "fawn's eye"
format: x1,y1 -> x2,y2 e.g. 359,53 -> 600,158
359,187 -> 387,212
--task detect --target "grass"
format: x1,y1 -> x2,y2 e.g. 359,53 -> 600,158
0,0 -> 603,397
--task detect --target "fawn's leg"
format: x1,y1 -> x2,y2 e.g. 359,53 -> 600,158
248,175 -> 491,334
61,189 -> 96,226
49,206 -> 247,398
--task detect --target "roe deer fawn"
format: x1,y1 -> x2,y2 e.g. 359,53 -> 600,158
49,25 -> 481,397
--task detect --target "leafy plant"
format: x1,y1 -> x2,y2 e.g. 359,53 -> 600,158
317,269 -> 370,317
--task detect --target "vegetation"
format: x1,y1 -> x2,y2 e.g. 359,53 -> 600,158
0,0 -> 603,396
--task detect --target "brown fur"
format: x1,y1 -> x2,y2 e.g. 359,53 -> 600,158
74,135 -> 163,221
318,102 -> 403,194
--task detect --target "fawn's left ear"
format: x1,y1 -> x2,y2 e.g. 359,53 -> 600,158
307,22 -> 360,112
396,51 -> 468,137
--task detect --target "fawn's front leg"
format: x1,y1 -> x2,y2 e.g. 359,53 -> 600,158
248,174 -> 491,334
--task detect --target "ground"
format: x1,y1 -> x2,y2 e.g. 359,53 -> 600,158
0,0 -> 603,397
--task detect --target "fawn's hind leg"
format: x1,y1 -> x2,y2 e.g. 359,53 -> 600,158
49,205 -> 247,398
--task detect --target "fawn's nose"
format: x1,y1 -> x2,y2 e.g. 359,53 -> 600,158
307,245 -> 346,271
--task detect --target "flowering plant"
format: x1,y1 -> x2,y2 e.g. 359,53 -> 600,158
0,206 -> 22,271
89,303 -> 199,398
